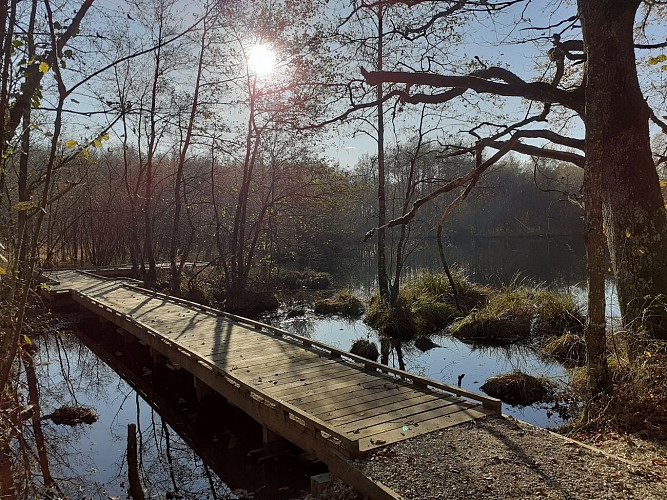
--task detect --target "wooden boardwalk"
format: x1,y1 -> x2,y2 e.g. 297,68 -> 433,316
41,269 -> 500,464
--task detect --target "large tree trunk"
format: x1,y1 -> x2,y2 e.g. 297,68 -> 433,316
580,0 -> 667,339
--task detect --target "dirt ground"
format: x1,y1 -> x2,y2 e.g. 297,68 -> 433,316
306,416 -> 667,500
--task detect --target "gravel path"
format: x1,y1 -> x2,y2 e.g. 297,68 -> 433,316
313,416 -> 667,499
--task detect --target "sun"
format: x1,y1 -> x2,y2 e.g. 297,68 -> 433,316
248,44 -> 276,77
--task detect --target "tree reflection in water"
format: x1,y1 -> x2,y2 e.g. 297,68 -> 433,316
3,319 -> 315,499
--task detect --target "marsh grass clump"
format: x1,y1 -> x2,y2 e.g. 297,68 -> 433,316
369,270 -> 491,338
46,405 -> 98,426
276,269 -> 332,290
532,290 -> 584,336
450,280 -> 583,344
402,269 -> 491,314
314,290 -> 365,318
542,332 -> 587,366
349,339 -> 380,361
364,296 -> 417,340
480,372 -> 554,406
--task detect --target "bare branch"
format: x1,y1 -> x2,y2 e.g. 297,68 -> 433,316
364,134 -> 521,240
361,66 -> 585,114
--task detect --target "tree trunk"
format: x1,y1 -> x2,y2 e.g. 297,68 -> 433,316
127,424 -> 144,500
580,0 -> 667,339
376,1 -> 390,303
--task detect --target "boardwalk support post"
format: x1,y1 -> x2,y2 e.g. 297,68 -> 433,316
310,472 -> 332,498
262,425 -> 289,455
194,376 -> 214,401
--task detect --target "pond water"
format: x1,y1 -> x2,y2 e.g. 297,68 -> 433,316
15,236 -> 608,498
268,235 -> 617,429
18,325 -> 322,499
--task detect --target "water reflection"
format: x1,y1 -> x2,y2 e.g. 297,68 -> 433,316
13,323 -> 321,499
15,332 -> 233,499
327,236 -> 587,292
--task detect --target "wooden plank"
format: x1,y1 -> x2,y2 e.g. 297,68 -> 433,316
284,377 -> 406,405
338,398 -> 462,434
205,343 -> 299,363
344,400 -> 477,440
243,357 -> 360,382
256,365 -> 367,390
225,350 -> 324,371
180,333 -> 278,353
358,407 -> 493,452
308,382 -> 458,417
252,364 -> 362,390
227,354 -> 330,377
325,393 -> 441,426
298,383 -> 418,414
263,372 -> 367,397
317,392 -> 438,423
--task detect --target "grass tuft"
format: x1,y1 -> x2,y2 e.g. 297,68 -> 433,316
349,339 -> 380,361
541,332 -> 587,366
480,371 -> 554,406
449,279 -> 583,344
364,295 -> 417,340
314,290 -> 365,318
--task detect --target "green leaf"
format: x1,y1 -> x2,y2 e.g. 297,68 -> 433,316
12,39 -> 22,48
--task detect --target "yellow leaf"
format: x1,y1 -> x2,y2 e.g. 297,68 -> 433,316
101,133 -> 110,141
82,147 -> 90,158
645,351 -> 652,358
14,201 -> 37,211
38,61 -> 50,74
660,180 -> 667,187
65,139 -> 77,148
23,335 -> 32,345
625,228 -> 632,238
0,266 -> 6,275
93,138 -> 102,148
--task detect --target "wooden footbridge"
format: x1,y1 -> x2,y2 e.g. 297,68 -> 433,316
41,269 -> 501,498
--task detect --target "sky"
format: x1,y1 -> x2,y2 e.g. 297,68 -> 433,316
36,0 -> 667,170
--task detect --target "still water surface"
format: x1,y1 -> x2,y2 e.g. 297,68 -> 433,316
27,236 -> 605,497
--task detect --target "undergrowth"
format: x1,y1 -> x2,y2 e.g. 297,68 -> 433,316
314,290 -> 365,318
449,278 -> 584,344
365,269 -> 491,338
568,340 -> 667,440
